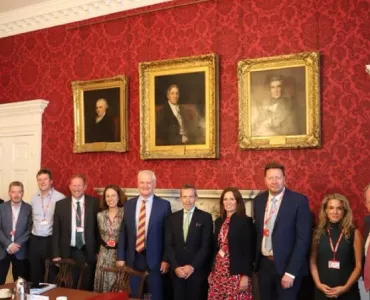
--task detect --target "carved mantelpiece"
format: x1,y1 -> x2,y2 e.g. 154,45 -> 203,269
94,187 -> 261,219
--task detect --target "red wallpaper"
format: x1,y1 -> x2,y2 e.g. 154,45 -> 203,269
0,0 -> 369,226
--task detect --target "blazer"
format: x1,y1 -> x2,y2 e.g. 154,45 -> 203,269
0,200 -> 32,260
254,188 -> 312,277
166,207 -> 213,272
0,199 -> 4,204
52,195 -> 100,262
213,214 -> 254,277
118,195 -> 171,270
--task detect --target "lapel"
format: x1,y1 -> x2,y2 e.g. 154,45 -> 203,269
259,194 -> 268,234
148,195 -> 158,235
131,197 -> 139,236
84,196 -> 90,228
273,189 -> 289,231
66,197 -> 72,233
177,209 -> 185,244
5,201 -> 12,232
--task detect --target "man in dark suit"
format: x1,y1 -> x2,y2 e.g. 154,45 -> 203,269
166,184 -> 213,300
117,170 -> 171,300
52,174 -> 99,291
156,84 -> 205,146
254,162 -> 312,300
0,181 -> 32,284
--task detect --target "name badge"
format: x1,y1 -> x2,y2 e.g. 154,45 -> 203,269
218,249 -> 225,258
263,228 -> 269,237
40,220 -> 49,226
328,260 -> 340,269
77,227 -> 84,233
107,240 -> 116,247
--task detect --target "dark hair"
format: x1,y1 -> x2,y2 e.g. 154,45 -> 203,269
102,184 -> 127,210
219,187 -> 245,218
180,184 -> 198,197
9,181 -> 24,192
264,162 -> 285,176
36,168 -> 52,180
70,174 -> 86,184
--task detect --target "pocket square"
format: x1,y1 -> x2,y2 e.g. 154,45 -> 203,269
196,223 -> 202,227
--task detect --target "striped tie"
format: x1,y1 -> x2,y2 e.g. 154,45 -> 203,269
136,199 -> 147,252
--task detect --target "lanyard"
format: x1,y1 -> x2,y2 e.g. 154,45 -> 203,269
40,189 -> 53,220
263,192 -> 284,227
72,201 -> 85,227
106,214 -> 117,239
327,228 -> 344,260
12,204 -> 21,230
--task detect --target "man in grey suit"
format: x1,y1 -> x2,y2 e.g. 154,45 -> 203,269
0,181 -> 32,284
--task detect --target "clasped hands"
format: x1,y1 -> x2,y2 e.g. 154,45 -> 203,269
175,265 -> 194,279
319,283 -> 346,298
7,243 -> 20,254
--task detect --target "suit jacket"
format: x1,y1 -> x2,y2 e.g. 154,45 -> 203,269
86,114 -> 116,143
254,188 -> 312,277
118,195 -> 171,270
52,195 -> 100,262
213,214 -> 255,277
0,200 -> 32,260
166,207 -> 213,272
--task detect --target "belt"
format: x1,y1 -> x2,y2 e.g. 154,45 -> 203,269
264,255 -> 274,261
31,234 -> 52,239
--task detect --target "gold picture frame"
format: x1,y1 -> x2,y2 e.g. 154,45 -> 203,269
72,76 -> 128,153
140,54 -> 218,159
238,51 -> 320,150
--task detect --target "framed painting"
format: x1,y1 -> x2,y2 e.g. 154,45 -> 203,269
72,75 -> 128,153
139,54 -> 218,159
238,51 -> 320,150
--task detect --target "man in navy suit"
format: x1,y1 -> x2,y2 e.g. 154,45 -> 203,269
0,181 -> 32,284
254,162 -> 312,300
166,184 -> 213,300
117,170 -> 171,300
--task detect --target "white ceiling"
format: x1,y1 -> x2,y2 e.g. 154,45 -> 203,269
0,0 -> 171,38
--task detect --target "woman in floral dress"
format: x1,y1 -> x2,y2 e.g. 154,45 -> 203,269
94,184 -> 127,292
208,187 -> 254,300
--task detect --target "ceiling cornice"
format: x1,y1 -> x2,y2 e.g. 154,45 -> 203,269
0,0 -> 171,38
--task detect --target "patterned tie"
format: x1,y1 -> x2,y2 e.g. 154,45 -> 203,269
265,197 -> 278,252
136,199 -> 146,252
364,239 -> 370,291
183,210 -> 191,242
75,201 -> 84,249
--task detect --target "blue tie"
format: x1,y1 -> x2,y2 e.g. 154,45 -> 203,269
265,197 -> 278,252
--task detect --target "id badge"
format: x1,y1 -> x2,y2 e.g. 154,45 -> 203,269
107,240 -> 116,247
77,227 -> 84,233
263,228 -> 269,236
218,249 -> 225,258
40,220 -> 49,226
328,260 -> 340,269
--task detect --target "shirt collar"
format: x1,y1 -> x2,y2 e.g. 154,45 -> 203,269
184,206 -> 195,213
139,194 -> 153,204
269,187 -> 285,202
38,188 -> 53,197
72,195 -> 85,204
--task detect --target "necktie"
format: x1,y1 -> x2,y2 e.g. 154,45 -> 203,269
265,197 -> 278,252
136,200 -> 146,252
183,210 -> 191,242
364,236 -> 370,291
75,201 -> 84,249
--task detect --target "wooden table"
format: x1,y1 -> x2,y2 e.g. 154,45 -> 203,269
0,284 -> 140,300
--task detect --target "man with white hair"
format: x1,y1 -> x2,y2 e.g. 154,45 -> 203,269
117,170 -> 171,300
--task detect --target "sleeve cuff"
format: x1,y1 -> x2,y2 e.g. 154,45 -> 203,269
285,272 -> 295,279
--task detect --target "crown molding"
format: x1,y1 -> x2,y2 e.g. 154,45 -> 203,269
0,0 -> 171,38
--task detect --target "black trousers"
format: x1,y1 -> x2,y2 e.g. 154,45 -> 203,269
29,234 -> 52,283
170,269 -> 208,300
0,253 -> 29,284
69,246 -> 96,291
258,256 -> 302,300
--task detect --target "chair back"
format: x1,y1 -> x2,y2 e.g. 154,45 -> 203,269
44,258 -> 87,289
99,266 -> 148,296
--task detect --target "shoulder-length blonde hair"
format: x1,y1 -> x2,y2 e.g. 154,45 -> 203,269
313,193 -> 355,244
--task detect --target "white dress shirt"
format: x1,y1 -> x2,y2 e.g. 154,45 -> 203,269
70,196 -> 85,246
135,195 -> 153,239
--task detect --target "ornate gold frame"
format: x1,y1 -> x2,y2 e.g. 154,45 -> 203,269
238,51 -> 320,150
72,76 -> 128,153
139,54 -> 218,159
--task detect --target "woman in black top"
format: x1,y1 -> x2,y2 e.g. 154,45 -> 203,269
208,187 -> 255,300
310,193 -> 362,299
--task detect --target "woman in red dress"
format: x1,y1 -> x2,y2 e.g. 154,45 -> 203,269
208,187 -> 255,300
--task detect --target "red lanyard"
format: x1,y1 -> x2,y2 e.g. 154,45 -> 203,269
11,205 -> 20,230
106,215 -> 117,239
72,201 -> 85,226
40,189 -> 53,220
263,193 -> 284,227
326,228 -> 344,260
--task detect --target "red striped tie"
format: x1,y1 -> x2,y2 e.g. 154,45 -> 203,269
136,199 -> 147,252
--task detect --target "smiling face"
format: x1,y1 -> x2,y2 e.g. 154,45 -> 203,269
138,172 -> 156,199
180,188 -> 197,211
265,168 -> 285,196
105,188 -> 119,209
223,191 -> 237,216
69,177 -> 86,200
9,185 -> 23,204
325,199 -> 345,223
37,173 -> 53,194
